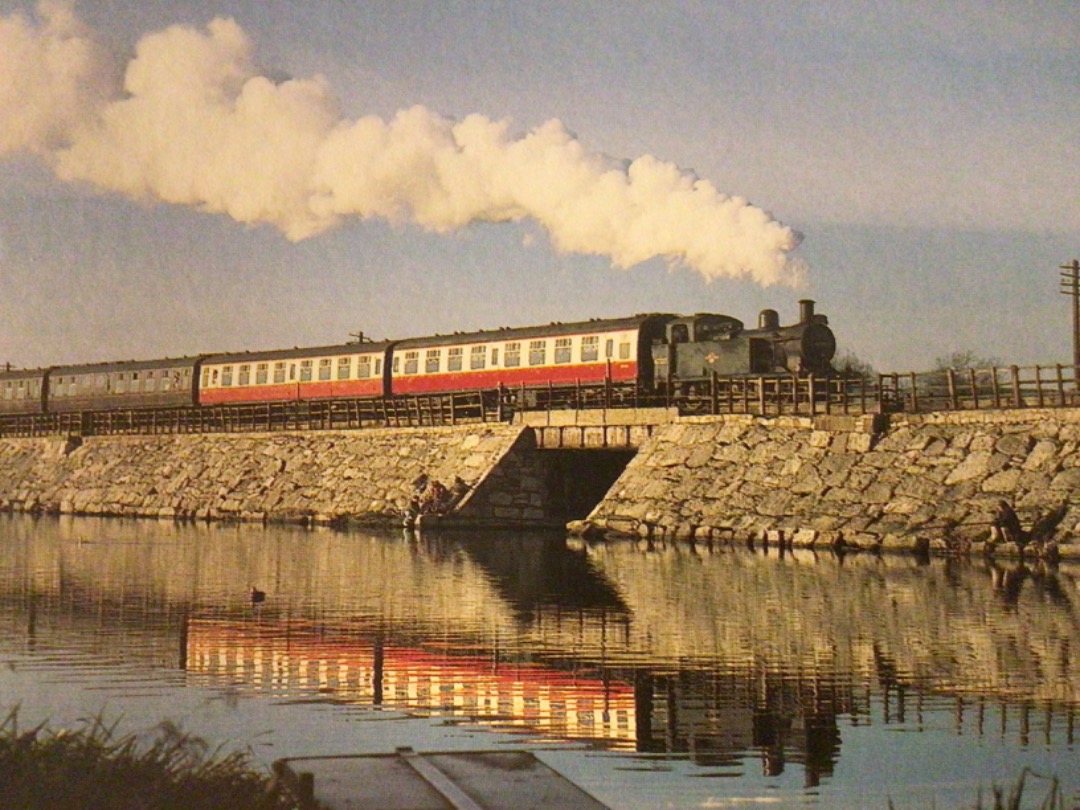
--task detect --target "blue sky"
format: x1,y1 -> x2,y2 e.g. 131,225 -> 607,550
1,1 -> 1077,371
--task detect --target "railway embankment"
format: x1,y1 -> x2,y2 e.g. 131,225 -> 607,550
0,425 -> 561,527
2,409 -> 1080,559
574,408 -> 1080,559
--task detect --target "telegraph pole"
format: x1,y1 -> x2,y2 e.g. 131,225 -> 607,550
1060,259 -> 1080,369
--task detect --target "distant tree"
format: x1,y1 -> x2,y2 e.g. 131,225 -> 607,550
931,350 -> 1002,371
832,348 -> 876,378
920,349 -> 1004,402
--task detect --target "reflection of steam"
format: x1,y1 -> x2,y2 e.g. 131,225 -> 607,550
0,3 -> 804,286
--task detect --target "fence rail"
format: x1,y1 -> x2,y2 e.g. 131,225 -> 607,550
0,389 -> 504,439
1,365 -> 1076,438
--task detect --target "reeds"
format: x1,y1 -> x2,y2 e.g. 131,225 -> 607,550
0,708 -> 292,810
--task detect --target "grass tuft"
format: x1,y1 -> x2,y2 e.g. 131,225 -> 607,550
0,708 -> 293,810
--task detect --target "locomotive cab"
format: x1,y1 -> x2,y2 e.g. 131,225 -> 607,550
652,314 -> 773,386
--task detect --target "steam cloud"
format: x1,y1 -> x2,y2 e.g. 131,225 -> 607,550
1,3 -> 805,286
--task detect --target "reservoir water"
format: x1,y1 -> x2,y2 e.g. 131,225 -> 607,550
1,514 -> 1077,809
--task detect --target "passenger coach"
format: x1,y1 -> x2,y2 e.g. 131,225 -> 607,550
0,367 -> 48,415
46,357 -> 202,413
387,315 -> 674,395
198,342 -> 393,405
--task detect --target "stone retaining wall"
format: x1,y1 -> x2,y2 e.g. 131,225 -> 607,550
0,425 -> 547,526
577,409 -> 1080,559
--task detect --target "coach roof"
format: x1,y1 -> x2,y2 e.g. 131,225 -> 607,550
392,314 -> 676,350
203,341 -> 394,366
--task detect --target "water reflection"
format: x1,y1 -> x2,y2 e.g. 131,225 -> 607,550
1,515 -> 1078,804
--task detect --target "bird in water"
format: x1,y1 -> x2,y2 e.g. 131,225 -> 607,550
250,586 -> 266,604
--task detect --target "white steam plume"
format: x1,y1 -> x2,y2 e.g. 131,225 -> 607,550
1,4 -> 805,286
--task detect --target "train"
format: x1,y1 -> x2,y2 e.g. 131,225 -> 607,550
0,300 -> 835,416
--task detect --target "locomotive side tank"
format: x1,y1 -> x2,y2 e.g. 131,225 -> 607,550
47,357 -> 202,413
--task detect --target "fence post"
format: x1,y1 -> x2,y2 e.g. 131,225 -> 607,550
1056,365 -> 1066,407
969,368 -> 979,410
1011,365 -> 1022,408
710,371 -> 718,415
945,368 -> 958,410
991,367 -> 1001,409
1035,365 -> 1044,408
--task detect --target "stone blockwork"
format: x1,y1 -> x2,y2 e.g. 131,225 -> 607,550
0,425 -> 552,526
577,410 -> 1080,558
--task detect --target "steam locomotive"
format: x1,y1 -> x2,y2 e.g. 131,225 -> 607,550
0,301 -> 835,415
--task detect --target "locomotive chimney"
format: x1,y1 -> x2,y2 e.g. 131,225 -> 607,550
798,299 -> 815,324
758,309 -> 780,329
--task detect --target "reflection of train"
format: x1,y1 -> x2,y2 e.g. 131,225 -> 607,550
1,301 -> 834,415
186,618 -> 637,747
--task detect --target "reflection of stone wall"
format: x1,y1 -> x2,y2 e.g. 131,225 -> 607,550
580,411 -> 1080,556
576,541 -> 1080,708
0,426 -> 549,525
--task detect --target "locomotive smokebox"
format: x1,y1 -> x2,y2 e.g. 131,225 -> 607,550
798,299 -> 815,324
758,309 -> 780,330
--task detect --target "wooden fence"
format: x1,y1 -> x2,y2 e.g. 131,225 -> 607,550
1,365 -> 1076,438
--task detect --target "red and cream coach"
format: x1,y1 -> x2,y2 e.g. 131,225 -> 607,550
386,315 -> 674,396
198,342 -> 392,405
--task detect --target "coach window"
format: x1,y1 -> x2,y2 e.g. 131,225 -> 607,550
337,357 -> 352,380
114,375 -> 125,394
529,340 -> 546,366
619,342 -> 631,360
554,337 -> 572,364
318,358 -> 332,381
357,356 -> 371,378
221,366 -> 233,387
490,347 -> 499,367
447,347 -> 463,372
504,342 -> 521,367
145,372 -> 157,392
425,350 -> 441,374
273,362 -> 286,384
605,338 -> 614,359
392,356 -> 400,374
404,351 -> 419,374
470,345 -> 486,370
300,360 -> 313,382
290,364 -> 297,381
2,383 -> 9,400
256,363 -> 269,385
239,364 -> 251,385
581,335 -> 599,362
